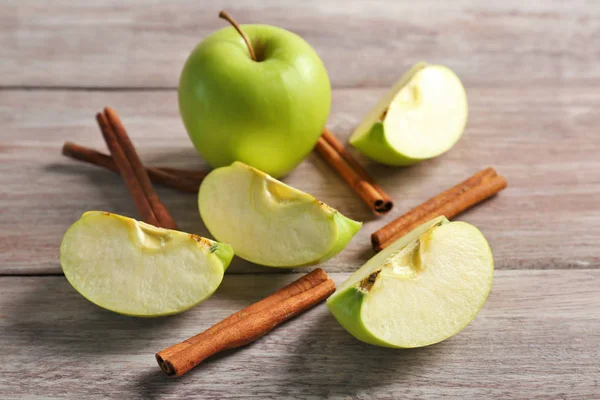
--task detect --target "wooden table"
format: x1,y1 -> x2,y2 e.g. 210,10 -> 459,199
1,1 -> 599,398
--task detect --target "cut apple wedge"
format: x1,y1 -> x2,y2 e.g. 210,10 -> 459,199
198,162 -> 362,267
60,211 -> 233,317
327,216 -> 493,348
350,63 -> 468,166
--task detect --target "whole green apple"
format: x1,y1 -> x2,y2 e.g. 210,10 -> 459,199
179,14 -> 331,178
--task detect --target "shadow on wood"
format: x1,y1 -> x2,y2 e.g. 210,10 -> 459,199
278,312 -> 448,397
132,346 -> 264,399
3,277 -> 186,355
130,310 -> 448,398
142,147 -> 207,172
45,163 -> 142,219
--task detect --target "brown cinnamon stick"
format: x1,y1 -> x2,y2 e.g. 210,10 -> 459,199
157,268 -> 329,362
315,129 -> 392,215
62,142 -> 204,193
321,129 -> 393,213
153,166 -> 207,182
96,112 -> 161,227
372,168 -> 507,251
102,107 -> 178,230
156,269 -> 336,377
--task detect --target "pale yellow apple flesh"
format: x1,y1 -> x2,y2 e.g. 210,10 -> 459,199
349,63 -> 468,165
327,217 -> 494,348
198,162 -> 362,267
60,211 -> 233,317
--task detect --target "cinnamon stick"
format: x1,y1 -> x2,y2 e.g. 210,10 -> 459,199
102,107 -> 178,230
321,129 -> 393,213
156,269 -> 336,377
153,166 -> 207,183
157,268 -> 329,362
315,129 -> 392,215
62,142 -> 204,193
96,111 -> 161,227
372,168 -> 507,251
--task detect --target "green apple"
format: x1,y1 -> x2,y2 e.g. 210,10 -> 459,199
179,18 -> 331,178
327,216 -> 493,348
349,63 -> 468,166
60,211 -> 233,317
198,162 -> 361,267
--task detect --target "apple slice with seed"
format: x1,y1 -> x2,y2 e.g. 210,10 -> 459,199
349,62 -> 468,166
60,211 -> 233,317
327,216 -> 494,348
198,162 -> 362,267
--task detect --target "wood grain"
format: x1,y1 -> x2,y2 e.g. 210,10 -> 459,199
1,87 -> 599,274
2,1 -> 600,89
0,271 -> 598,399
2,1 -> 599,398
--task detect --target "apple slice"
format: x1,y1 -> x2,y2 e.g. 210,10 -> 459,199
198,162 -> 362,267
349,63 -> 468,166
327,216 -> 493,348
60,211 -> 233,317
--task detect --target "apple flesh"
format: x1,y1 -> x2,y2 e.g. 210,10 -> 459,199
327,216 -> 493,348
198,162 -> 362,267
179,24 -> 331,178
349,63 -> 468,166
60,211 -> 233,317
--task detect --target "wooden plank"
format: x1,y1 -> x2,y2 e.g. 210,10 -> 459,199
2,0 -> 600,88
0,271 -> 597,399
1,87 -> 599,274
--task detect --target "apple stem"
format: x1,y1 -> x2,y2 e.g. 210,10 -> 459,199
219,10 -> 257,62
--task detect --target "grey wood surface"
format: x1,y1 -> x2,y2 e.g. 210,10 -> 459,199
1,87 -> 599,274
1,271 -> 599,399
2,1 -> 600,89
1,1 -> 599,399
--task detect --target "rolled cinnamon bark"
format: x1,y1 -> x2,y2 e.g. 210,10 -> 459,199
321,129 -> 393,213
62,142 -> 204,193
157,268 -> 330,361
156,269 -> 335,377
372,168 -> 507,251
96,111 -> 161,227
315,129 -> 393,215
103,107 -> 177,230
